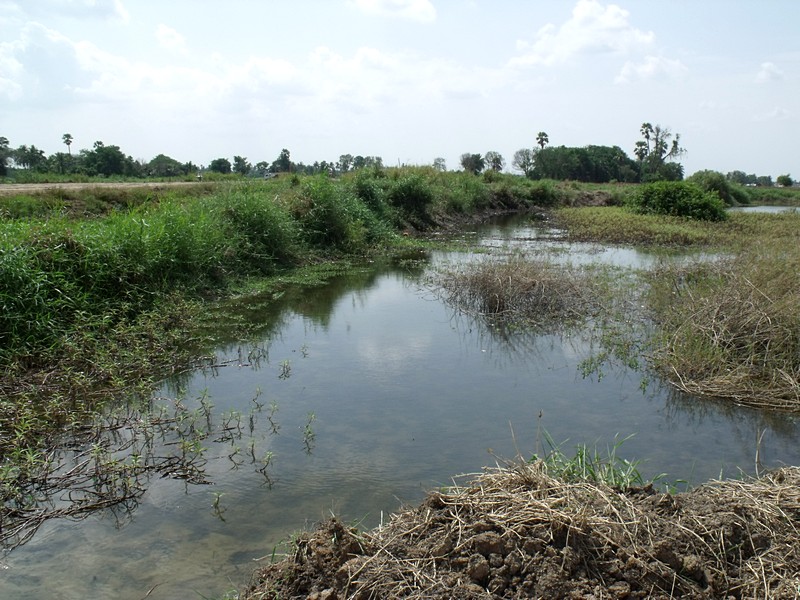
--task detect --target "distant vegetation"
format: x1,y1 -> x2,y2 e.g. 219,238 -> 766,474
1,120 -> 789,189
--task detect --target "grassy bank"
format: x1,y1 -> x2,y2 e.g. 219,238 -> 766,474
555,205 -> 800,409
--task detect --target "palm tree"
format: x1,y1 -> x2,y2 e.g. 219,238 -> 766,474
62,133 -> 73,155
536,131 -> 549,150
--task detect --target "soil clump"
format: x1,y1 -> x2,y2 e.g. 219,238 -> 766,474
242,462 -> 800,599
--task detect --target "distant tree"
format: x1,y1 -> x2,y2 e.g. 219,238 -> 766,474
756,175 -> 774,187
62,133 -> 73,155
726,170 -> 749,185
432,157 -> 447,171
352,155 -> 366,170
148,154 -> 185,177
536,131 -> 549,149
48,152 -> 71,174
777,174 -> 794,187
271,148 -> 293,173
81,142 -> 131,177
363,156 -> 384,170
512,148 -> 536,178
0,137 -> 9,176
484,151 -> 505,172
634,123 -> 685,182
13,144 -> 47,171
532,145 -> 638,183
233,155 -> 251,176
337,154 -> 354,173
209,157 -> 232,174
460,153 -> 484,175
254,161 -> 270,176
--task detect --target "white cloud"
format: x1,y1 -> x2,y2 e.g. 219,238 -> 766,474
510,0 -> 654,68
755,61 -> 784,83
348,0 -> 436,23
0,40 -> 25,100
7,0 -> 129,21
156,24 -> 188,56
754,106 -> 792,122
615,55 -> 687,83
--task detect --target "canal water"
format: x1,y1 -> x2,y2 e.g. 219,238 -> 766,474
2,216 -> 799,599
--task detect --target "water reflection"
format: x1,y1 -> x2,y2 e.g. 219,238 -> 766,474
2,222 -> 800,599
728,205 -> 797,214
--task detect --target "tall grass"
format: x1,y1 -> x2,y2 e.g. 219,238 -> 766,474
433,253 -> 598,329
647,244 -> 800,410
556,206 -> 726,246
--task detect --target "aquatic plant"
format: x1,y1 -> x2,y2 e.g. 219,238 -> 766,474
647,244 -> 800,410
433,252 -> 598,329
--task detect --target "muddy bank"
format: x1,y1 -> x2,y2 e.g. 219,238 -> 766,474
242,462 -> 800,599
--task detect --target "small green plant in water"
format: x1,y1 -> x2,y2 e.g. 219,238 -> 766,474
302,412 -> 316,453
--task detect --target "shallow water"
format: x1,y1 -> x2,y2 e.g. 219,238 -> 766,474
3,219 -> 799,599
728,205 -> 798,214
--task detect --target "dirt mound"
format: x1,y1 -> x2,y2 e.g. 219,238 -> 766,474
242,462 -> 800,599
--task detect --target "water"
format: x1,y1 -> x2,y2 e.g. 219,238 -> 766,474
3,218 -> 800,599
728,205 -> 798,214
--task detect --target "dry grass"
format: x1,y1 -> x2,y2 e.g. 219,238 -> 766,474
433,254 -> 598,329
648,248 -> 800,411
243,461 -> 800,599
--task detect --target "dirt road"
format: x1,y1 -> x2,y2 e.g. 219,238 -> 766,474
0,181 -> 205,196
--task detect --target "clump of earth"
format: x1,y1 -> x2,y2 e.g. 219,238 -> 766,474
241,462 -> 800,599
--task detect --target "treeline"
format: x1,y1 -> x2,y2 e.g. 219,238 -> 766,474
208,148 -> 386,178
0,136 -> 199,179
1,126 -> 791,187
0,135 -> 384,180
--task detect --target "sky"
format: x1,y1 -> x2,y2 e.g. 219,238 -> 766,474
1,0 -> 797,177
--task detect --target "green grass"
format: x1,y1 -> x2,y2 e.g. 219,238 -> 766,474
555,205 -> 800,249
532,429 -> 665,489
552,203 -> 800,410
646,241 -> 800,410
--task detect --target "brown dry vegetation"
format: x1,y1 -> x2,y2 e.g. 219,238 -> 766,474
647,243 -> 800,411
433,255 -> 600,330
242,462 -> 800,599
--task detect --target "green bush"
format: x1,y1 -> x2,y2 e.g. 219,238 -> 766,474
525,179 -> 561,207
299,176 -> 387,250
220,187 -> 300,272
687,170 -> 751,206
386,174 -> 434,218
627,181 -> 728,221
442,173 -> 490,213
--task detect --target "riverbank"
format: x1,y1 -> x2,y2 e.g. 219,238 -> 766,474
242,461 -> 800,599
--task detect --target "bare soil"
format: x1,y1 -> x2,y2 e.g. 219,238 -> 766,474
242,462 -> 800,599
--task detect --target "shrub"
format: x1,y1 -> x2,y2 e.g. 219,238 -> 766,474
220,188 -> 300,272
627,181 -> 728,221
526,179 -> 561,207
687,170 -> 751,206
386,174 -> 434,218
299,176 -> 388,250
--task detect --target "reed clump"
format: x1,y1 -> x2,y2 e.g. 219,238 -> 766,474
434,254 -> 597,329
647,243 -> 800,410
